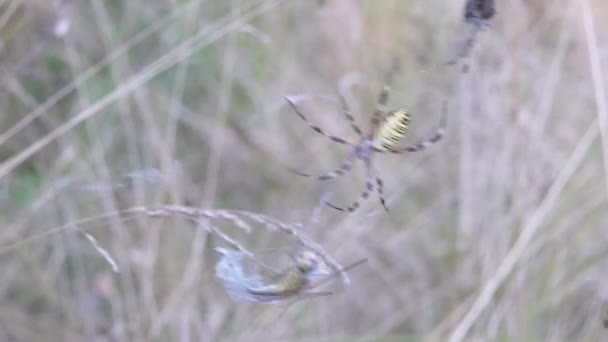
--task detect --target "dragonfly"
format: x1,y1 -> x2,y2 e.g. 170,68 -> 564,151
215,247 -> 366,304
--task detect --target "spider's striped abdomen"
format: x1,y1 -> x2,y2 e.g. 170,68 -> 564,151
373,109 -> 411,151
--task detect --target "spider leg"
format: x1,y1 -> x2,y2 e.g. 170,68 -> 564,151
289,152 -> 357,181
336,92 -> 364,137
324,158 -> 374,212
285,97 -> 353,145
370,57 -> 401,137
385,100 -> 448,154
374,169 -> 390,213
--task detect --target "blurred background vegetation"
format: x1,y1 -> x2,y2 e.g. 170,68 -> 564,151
1,0 -> 608,340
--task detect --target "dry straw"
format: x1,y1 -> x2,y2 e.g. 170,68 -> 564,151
0,204 -> 352,287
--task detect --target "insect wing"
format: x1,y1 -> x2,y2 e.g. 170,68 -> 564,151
215,248 -> 270,303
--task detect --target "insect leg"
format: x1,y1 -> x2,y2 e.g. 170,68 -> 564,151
307,257 -> 368,290
297,291 -> 334,300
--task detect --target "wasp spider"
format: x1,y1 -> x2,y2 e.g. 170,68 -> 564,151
286,59 -> 447,213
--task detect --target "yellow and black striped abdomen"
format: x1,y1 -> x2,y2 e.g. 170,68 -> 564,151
373,109 -> 411,151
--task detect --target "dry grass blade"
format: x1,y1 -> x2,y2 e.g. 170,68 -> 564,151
141,205 -> 352,286
448,120 -> 599,342
581,0 -> 608,195
0,0 -> 285,181
80,231 -> 119,273
0,204 -> 351,286
1,1 -> 602,339
0,1 -> 198,148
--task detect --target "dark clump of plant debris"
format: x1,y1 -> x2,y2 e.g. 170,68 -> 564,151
464,0 -> 496,28
446,0 -> 496,67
